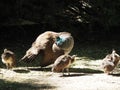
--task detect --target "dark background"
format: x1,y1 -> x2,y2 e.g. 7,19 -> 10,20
1,0 -> 120,41
0,0 -> 120,62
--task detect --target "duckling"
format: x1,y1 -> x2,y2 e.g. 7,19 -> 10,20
101,50 -> 120,74
1,49 -> 16,69
52,55 -> 76,75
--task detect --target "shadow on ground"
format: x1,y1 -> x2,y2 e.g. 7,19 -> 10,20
0,79 -> 56,90
26,67 -> 103,73
109,73 -> 120,77
13,69 -> 30,73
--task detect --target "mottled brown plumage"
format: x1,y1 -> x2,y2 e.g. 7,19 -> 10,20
101,50 -> 120,74
21,31 -> 74,67
52,55 -> 76,75
1,49 -> 16,69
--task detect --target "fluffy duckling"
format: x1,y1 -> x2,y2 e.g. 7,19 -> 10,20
101,50 -> 120,74
1,49 -> 16,69
52,55 -> 76,75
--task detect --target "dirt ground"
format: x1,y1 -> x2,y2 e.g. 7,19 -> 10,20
0,59 -> 120,90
